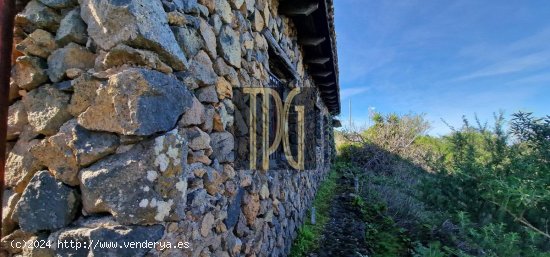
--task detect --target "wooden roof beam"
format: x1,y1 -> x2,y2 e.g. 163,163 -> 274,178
280,2 -> 319,16
311,71 -> 332,77
321,89 -> 336,94
306,57 -> 331,65
261,29 -> 300,81
299,37 -> 326,46
316,82 -> 335,87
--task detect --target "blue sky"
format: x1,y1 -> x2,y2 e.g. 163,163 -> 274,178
334,0 -> 550,135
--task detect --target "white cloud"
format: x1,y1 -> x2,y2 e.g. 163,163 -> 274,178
340,87 -> 369,100
452,50 -> 550,81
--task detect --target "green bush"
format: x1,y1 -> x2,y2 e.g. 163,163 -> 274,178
419,112 -> 550,255
412,241 -> 448,257
353,193 -> 411,257
337,143 -> 362,162
339,111 -> 550,256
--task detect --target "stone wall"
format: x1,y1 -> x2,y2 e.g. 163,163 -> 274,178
2,0 -> 336,256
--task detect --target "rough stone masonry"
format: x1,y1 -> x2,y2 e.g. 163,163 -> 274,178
2,0 -> 339,256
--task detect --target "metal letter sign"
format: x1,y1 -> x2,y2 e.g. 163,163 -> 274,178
243,88 -> 305,170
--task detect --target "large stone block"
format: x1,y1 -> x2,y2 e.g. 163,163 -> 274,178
196,85 -> 219,103
4,128 -> 43,193
179,97 -> 205,127
55,8 -> 88,46
50,223 -> 164,256
47,43 -> 96,82
77,68 -> 193,136
218,25 -> 241,68
15,171 -> 80,233
79,129 -> 188,225
2,191 -> 20,236
102,44 -> 172,73
216,77 -> 232,100
189,50 -> 218,87
173,26 -> 204,60
210,131 -> 235,163
224,187 -> 243,229
67,74 -> 102,116
203,166 -> 222,195
185,126 -> 211,151
37,0 -> 77,9
7,101 -> 28,141
31,120 -> 119,186
200,19 -> 217,58
12,56 -> 48,91
23,84 -> 72,136
215,0 -> 233,24
15,0 -> 61,33
16,29 -> 57,59
81,0 -> 188,70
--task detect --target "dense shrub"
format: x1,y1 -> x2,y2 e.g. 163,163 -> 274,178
338,111 -> 550,256
338,113 -> 433,172
420,113 -> 549,253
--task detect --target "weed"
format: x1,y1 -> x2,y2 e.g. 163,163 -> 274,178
289,165 -> 339,257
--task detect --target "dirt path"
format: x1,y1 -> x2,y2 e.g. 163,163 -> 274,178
310,175 -> 370,257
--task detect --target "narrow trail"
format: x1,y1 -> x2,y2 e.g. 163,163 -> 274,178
310,175 -> 370,257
